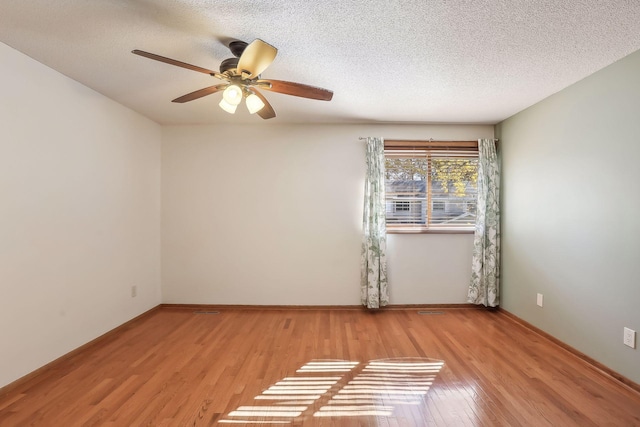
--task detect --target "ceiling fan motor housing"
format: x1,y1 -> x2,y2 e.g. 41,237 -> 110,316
220,57 -> 239,73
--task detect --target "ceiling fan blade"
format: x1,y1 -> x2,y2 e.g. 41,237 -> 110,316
252,89 -> 276,120
258,79 -> 333,101
236,39 -> 277,79
172,84 -> 228,103
132,50 -> 218,76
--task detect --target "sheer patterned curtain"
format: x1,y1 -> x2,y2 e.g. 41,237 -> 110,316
468,138 -> 501,307
361,137 -> 389,309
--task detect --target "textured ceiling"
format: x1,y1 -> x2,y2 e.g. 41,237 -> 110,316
1,0 -> 640,125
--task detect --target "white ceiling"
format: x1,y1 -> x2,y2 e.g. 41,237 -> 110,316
2,0 -> 640,125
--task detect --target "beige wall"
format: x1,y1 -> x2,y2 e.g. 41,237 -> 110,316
161,124 -> 492,305
498,49 -> 640,384
0,43 -> 162,387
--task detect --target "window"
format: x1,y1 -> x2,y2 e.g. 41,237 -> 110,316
432,201 -> 445,211
384,140 -> 479,232
394,201 -> 411,212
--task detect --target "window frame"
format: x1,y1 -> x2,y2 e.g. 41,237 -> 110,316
384,140 -> 480,234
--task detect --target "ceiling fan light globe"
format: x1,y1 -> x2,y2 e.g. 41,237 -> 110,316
219,98 -> 238,114
246,93 -> 266,114
222,85 -> 243,105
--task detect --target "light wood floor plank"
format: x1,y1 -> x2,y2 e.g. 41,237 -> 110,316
1,307 -> 639,426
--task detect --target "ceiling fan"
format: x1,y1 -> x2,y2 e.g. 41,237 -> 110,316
132,39 -> 333,120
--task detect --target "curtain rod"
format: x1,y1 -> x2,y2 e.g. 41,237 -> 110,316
358,137 -> 498,141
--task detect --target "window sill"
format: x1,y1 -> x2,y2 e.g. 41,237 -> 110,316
386,228 -> 474,235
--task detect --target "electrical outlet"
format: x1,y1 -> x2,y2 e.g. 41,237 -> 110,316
623,327 -> 636,348
131,285 -> 137,298
536,293 -> 543,307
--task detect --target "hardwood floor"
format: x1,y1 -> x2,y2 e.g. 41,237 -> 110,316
1,307 -> 639,426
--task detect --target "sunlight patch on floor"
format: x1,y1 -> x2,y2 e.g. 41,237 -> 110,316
218,358 -> 444,424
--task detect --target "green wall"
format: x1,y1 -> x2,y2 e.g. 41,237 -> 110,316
497,49 -> 640,384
